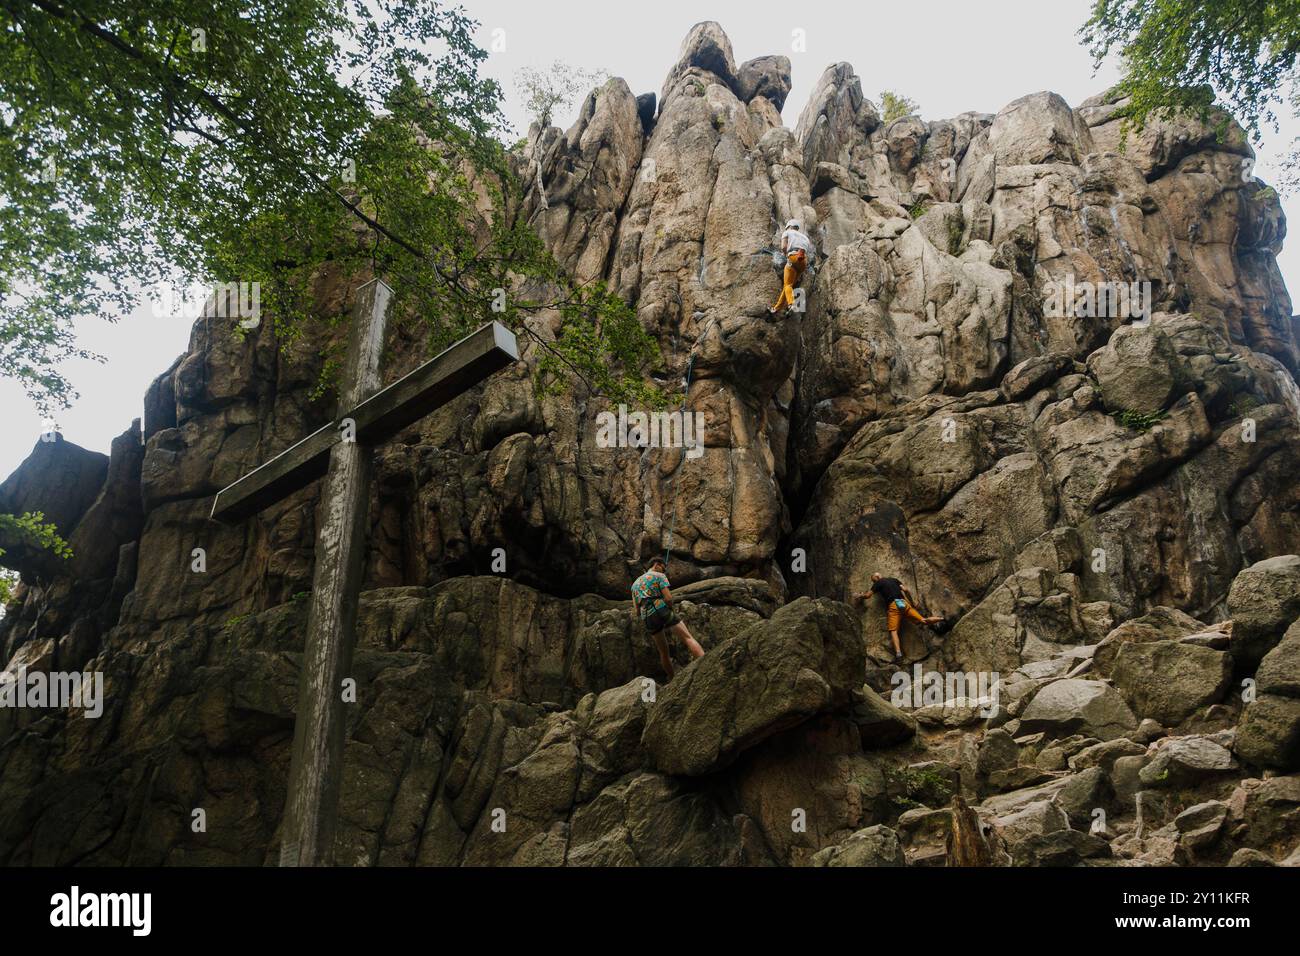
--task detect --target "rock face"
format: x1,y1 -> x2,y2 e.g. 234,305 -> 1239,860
2,22 -> 1300,867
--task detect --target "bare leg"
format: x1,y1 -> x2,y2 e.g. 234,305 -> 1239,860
653,633 -> 675,679
889,629 -> 902,657
670,621 -> 705,659
925,616 -> 943,625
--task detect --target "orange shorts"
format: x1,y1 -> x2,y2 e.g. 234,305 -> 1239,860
886,600 -> 927,631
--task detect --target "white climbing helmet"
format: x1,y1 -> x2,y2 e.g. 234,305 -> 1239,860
785,218 -> 802,232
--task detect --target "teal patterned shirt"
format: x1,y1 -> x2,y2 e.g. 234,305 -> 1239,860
631,570 -> 670,620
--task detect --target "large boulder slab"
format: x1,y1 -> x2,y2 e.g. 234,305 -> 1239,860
1111,640 -> 1231,725
641,598 -> 864,775
1018,679 -> 1137,741
1227,555 -> 1300,667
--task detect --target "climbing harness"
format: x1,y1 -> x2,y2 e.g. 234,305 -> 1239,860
757,244 -> 818,287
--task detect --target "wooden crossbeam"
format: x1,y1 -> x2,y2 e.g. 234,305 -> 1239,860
209,320 -> 518,523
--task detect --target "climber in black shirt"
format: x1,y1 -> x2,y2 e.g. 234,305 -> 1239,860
855,572 -> 944,663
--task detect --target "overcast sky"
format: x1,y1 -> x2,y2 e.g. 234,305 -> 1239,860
3,0 -> 1297,480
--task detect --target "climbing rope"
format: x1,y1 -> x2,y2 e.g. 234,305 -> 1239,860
661,312 -> 719,567
658,226 -> 815,567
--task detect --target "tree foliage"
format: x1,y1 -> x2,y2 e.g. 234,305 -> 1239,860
515,60 -> 609,128
0,510 -> 71,604
1,0 -> 660,413
877,90 -> 920,124
1081,0 -> 1300,171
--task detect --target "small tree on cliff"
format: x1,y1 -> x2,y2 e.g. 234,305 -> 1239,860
877,90 -> 920,123
516,61 -> 610,128
0,0 -> 660,416
0,512 -> 70,608
1081,0 -> 1300,186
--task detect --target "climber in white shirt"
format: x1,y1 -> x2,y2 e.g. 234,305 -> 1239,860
769,219 -> 815,315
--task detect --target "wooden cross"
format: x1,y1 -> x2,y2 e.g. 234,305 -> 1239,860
210,278 -> 518,866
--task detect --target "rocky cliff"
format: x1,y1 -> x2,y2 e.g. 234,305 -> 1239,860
2,22 -> 1299,866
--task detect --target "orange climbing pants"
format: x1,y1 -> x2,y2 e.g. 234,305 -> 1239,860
886,601 -> 927,632
771,249 -> 807,312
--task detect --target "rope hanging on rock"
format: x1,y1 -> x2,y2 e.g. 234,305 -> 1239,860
662,313 -> 718,567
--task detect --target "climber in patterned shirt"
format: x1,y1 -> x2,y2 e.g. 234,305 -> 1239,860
631,556 -> 705,679
768,218 -> 815,316
855,572 -> 945,664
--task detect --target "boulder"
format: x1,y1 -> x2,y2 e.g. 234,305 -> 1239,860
1256,618 -> 1300,698
1018,679 -> 1138,741
993,797 -> 1068,846
1239,774 -> 1300,853
1110,640 -> 1230,725
1235,695 -> 1300,770
736,55 -> 791,111
1174,800 -> 1227,850
0,436 -> 108,578
1087,323 -> 1181,414
1067,737 -> 1146,773
1228,848 -> 1277,866
848,685 -> 918,748
1140,735 -> 1237,788
635,92 -> 656,133
1110,754 -> 1150,806
1092,607 -> 1204,677
1008,827 -> 1112,866
810,825 -> 906,867
1000,352 -> 1076,401
986,91 -> 1094,166
1237,617 -> 1300,770
641,598 -> 864,775
981,766 -> 1112,830
1227,556 -> 1300,667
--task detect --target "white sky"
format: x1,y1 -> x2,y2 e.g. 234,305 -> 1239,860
3,0 -> 1297,480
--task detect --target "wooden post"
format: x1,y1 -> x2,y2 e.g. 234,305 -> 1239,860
279,278 -> 391,866
206,295 -> 518,864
